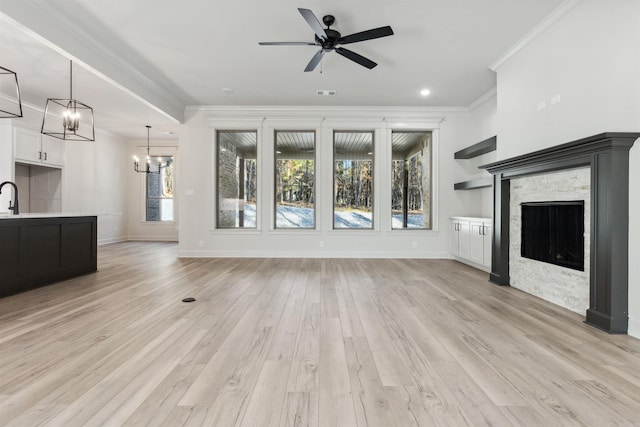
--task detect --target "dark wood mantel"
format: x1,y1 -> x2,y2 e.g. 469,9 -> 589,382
481,132 -> 640,334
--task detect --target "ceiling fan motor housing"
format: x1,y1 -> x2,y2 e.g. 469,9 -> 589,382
316,29 -> 342,49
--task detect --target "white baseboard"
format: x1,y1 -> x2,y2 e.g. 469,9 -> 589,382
628,317 -> 640,339
177,249 -> 451,259
98,236 -> 127,246
127,235 -> 179,242
451,256 -> 491,273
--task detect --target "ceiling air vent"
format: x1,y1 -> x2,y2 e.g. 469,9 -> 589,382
316,90 -> 336,96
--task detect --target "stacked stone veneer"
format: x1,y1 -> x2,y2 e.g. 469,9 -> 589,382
509,167 -> 590,314
218,141 -> 239,227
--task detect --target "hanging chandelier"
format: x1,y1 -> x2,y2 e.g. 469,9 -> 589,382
133,125 -> 170,174
0,66 -> 23,118
41,60 -> 95,141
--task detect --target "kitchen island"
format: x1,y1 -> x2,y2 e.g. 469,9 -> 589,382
0,214 -> 97,298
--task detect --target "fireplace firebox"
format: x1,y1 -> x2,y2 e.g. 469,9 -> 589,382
521,201 -> 584,271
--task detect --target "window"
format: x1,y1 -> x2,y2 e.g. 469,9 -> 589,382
216,130 -> 257,228
333,131 -> 374,229
146,156 -> 174,221
275,131 -> 315,229
391,131 -> 432,229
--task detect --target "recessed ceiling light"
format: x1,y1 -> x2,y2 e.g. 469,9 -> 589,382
420,88 -> 431,97
222,88 -> 234,93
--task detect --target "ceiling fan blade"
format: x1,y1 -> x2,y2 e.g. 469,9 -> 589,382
338,26 -> 394,44
259,42 -> 318,46
304,49 -> 325,72
298,8 -> 327,40
335,47 -> 377,69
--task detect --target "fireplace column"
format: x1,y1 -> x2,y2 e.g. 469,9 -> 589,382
588,144 -> 633,332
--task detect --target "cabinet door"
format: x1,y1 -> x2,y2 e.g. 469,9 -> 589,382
469,221 -> 485,265
482,222 -> 492,268
14,126 -> 41,163
449,220 -> 460,256
458,220 -> 471,259
41,135 -> 64,167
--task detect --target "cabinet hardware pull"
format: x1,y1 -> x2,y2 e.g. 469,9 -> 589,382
44,152 -> 47,161
38,151 -> 42,160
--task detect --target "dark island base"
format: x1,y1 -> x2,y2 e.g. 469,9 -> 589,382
0,216 -> 97,298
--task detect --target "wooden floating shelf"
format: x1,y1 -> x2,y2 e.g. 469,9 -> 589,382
454,177 -> 493,190
454,135 -> 497,159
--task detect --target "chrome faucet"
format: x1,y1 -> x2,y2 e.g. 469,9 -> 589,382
0,181 -> 19,215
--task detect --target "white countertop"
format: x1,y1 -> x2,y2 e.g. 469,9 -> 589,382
0,212 -> 96,220
450,216 -> 492,222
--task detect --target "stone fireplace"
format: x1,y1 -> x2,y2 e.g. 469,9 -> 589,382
510,168 -> 590,314
482,133 -> 640,334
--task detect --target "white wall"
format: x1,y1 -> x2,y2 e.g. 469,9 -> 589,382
63,128 -> 129,245
178,106 -> 470,258
493,0 -> 640,337
452,90 -> 497,218
126,140 -> 179,241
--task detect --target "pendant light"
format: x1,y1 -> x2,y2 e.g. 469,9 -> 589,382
133,125 -> 170,174
0,66 -> 23,118
41,60 -> 95,141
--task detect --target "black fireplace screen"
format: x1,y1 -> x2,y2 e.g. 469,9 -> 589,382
521,201 -> 585,271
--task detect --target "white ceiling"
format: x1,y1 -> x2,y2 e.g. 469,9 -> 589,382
0,0 -> 565,140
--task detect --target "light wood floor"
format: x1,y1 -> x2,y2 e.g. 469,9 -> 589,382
1,242 -> 640,426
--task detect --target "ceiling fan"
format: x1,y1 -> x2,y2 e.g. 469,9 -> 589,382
259,8 -> 394,72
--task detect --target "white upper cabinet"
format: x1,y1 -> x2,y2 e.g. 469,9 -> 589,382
14,125 -> 64,168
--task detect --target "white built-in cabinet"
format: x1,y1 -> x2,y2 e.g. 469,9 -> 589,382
450,216 -> 492,271
14,125 -> 64,168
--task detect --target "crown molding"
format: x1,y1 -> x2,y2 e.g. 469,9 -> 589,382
187,105 -> 468,116
0,1 -> 186,122
489,0 -> 582,71
468,87 -> 497,111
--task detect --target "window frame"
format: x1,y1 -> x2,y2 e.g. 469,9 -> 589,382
390,130 -> 433,230
332,130 -> 375,230
145,155 -> 175,222
274,130 -> 317,230
215,129 -> 259,230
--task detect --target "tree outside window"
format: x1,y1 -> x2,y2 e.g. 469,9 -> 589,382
333,131 -> 374,229
391,131 -> 432,229
275,131 -> 315,229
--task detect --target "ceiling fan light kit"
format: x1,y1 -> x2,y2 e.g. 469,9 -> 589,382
259,8 -> 393,72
